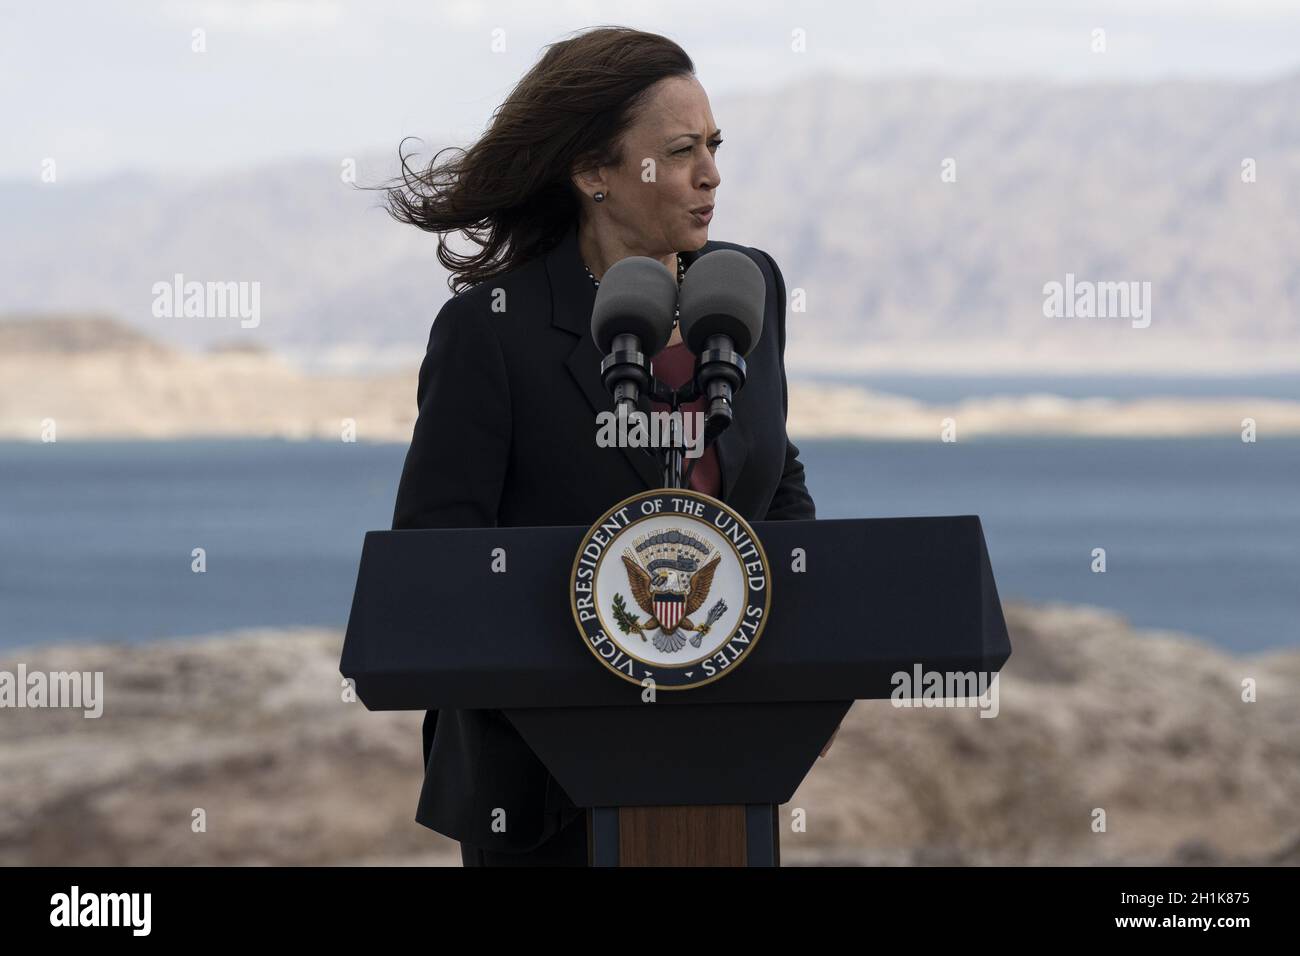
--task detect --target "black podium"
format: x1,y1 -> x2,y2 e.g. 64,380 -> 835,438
340,514 -> 1011,866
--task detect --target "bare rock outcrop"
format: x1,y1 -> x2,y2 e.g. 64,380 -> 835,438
0,601 -> 1295,866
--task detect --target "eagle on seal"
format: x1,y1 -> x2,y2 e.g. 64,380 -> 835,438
620,553 -> 721,652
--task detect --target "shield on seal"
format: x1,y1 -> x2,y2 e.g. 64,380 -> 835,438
654,591 -> 685,632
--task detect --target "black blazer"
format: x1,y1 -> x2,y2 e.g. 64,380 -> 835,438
391,219 -> 816,852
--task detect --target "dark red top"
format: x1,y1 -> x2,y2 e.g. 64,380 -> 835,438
647,341 -> 721,497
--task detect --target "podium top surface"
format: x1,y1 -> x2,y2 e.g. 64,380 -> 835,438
341,515 -> 1011,710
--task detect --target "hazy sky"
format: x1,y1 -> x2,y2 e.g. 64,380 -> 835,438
5,0 -> 1299,181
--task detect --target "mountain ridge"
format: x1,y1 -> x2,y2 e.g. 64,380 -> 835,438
4,72 -> 1297,373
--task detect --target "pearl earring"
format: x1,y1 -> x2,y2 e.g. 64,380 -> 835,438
593,191 -> 605,203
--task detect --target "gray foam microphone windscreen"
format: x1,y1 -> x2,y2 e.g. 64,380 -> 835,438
677,249 -> 765,355
590,256 -> 679,355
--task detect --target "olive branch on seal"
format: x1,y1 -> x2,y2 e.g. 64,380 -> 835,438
611,592 -> 646,641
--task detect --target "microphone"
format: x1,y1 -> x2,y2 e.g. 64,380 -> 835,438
590,256 -> 678,413
677,249 -> 765,439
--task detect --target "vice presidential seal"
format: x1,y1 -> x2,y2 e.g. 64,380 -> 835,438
570,488 -> 771,690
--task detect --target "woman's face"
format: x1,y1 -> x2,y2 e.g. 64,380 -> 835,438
578,74 -> 722,255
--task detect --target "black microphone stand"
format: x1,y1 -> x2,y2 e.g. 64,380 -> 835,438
641,350 -> 744,490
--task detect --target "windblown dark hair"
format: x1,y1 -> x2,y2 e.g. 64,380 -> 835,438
371,26 -> 694,295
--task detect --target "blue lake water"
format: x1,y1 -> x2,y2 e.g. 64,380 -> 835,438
0,437 -> 1296,653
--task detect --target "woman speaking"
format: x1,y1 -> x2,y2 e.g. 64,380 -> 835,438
382,26 -> 818,866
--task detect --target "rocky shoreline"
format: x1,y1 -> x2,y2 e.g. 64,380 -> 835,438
1,599 -> 1296,866
3,318 -> 1300,442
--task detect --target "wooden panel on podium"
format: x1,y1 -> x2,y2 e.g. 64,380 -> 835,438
587,805 -> 781,866
622,806 -> 746,866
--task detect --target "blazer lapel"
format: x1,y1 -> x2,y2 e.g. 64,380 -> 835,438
544,221 -> 746,499
713,401 -> 748,502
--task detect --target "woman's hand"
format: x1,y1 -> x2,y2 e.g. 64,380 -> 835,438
819,723 -> 841,758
